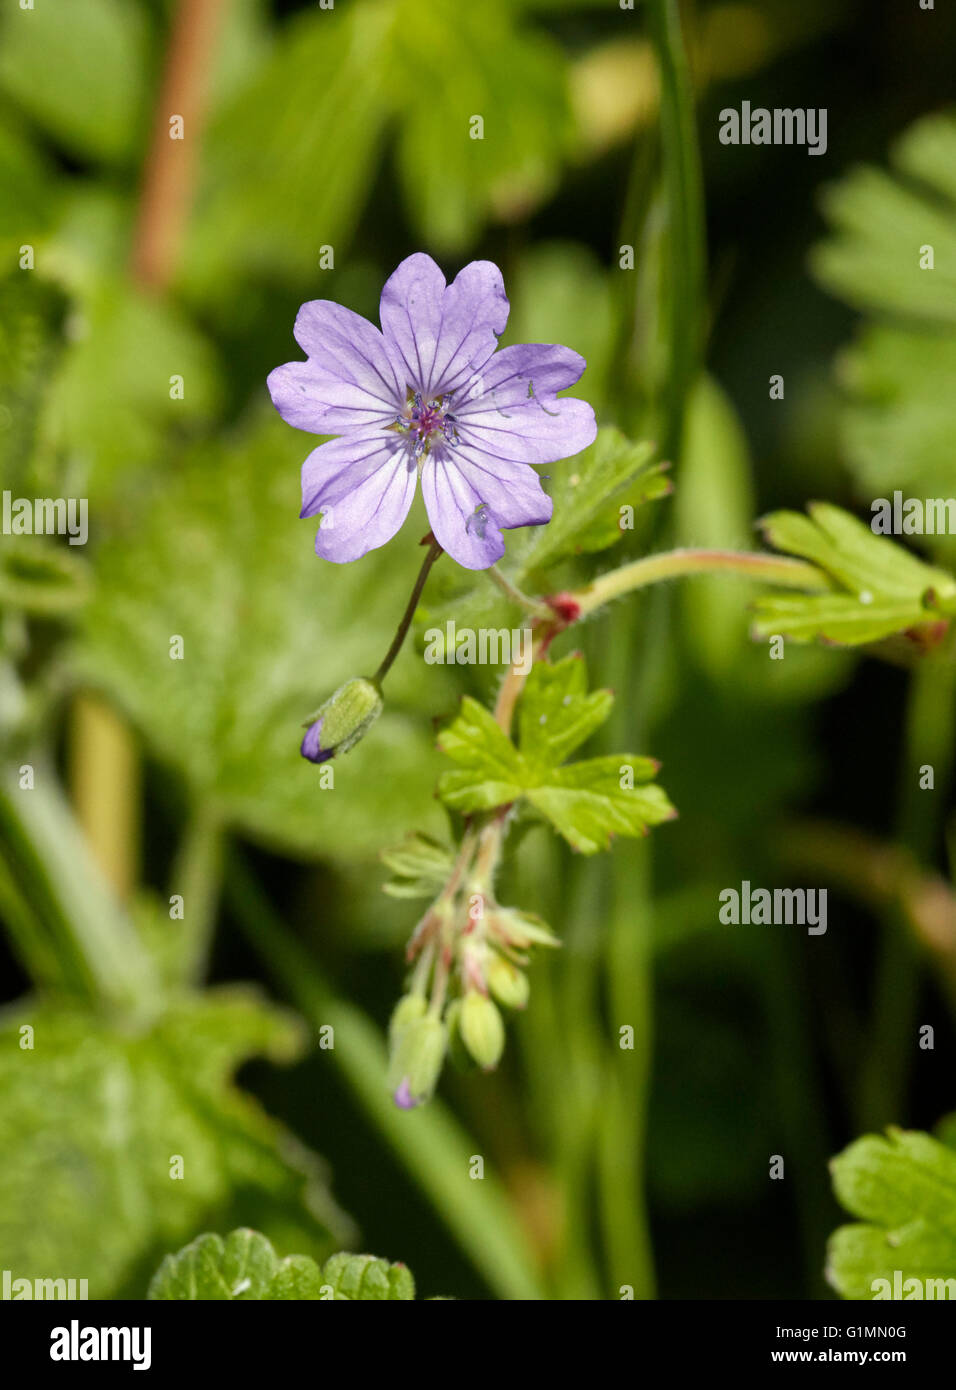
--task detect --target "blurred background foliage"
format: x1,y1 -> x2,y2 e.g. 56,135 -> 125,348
1,0 -> 955,1299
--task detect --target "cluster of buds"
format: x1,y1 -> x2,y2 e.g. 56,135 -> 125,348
386,824 -> 560,1108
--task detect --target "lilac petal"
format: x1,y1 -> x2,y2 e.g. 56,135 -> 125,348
301,719 -> 333,764
380,254 -> 509,399
452,443 -> 553,530
300,433 -> 418,563
455,343 -> 597,464
301,431 -> 404,516
394,1078 -> 418,1110
426,260 -> 510,397
420,456 -> 506,570
267,361 -> 399,435
267,300 -> 406,435
379,254 -> 445,394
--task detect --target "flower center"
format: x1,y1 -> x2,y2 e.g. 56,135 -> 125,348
394,390 -> 459,460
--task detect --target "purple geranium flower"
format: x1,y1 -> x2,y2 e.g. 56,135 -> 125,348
267,253 -> 597,569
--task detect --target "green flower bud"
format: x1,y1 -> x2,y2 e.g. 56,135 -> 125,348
445,999 -> 479,1074
388,993 -> 427,1050
301,677 -> 383,763
459,990 -> 505,1072
487,907 -> 560,952
487,954 -> 530,1010
388,1013 -> 447,1109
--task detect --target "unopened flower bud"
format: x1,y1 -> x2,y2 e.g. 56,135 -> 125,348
459,990 -> 505,1072
300,677 -> 383,764
487,907 -> 560,952
487,954 -> 530,1010
388,1013 -> 447,1109
388,993 -> 427,1049
445,999 -> 479,1074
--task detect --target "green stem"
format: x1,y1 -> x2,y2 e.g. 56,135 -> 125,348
0,761 -> 156,1017
599,843 -> 656,1298
857,643 -> 956,1130
550,857 -> 608,1300
486,565 -> 552,619
226,850 -> 547,1301
170,804 -> 224,986
572,548 -> 830,618
646,0 -> 707,460
759,924 -> 833,1294
372,538 -> 443,687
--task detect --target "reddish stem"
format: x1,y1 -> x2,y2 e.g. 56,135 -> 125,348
131,0 -> 228,290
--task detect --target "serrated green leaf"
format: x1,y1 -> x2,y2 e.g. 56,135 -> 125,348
813,117 -> 956,557
516,652 -> 613,771
320,1251 -> 415,1301
272,1254 -> 328,1301
812,113 -> 956,325
149,1229 -> 331,1301
750,593 -> 942,647
437,655 -> 674,852
437,697 -> 527,811
753,503 -> 956,645
0,990 -> 351,1298
809,503 -> 951,597
826,1126 -> 956,1300
528,755 -> 674,854
838,326 -> 956,511
147,1229 -> 418,1300
149,1229 -> 288,1301
763,505 -> 927,597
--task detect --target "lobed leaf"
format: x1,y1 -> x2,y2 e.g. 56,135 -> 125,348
826,1124 -> 956,1300
813,113 -> 956,560
437,655 -> 674,852
320,1251 -> 415,1301
752,503 -> 956,646
149,1231 -> 417,1300
527,755 -> 674,854
0,991 -> 351,1298
437,697 -> 527,811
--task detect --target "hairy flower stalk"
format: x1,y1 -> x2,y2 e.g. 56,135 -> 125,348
298,539 -> 441,764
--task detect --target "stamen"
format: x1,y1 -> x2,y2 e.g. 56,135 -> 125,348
395,389 -> 459,459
